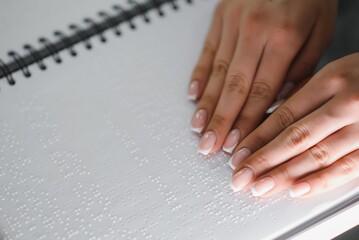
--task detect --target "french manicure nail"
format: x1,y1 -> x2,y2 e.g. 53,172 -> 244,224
266,99 -> 285,114
289,182 -> 311,198
223,129 -> 241,154
188,81 -> 199,100
198,131 -> 217,155
191,109 -> 207,133
250,177 -> 276,197
228,148 -> 251,170
230,167 -> 254,192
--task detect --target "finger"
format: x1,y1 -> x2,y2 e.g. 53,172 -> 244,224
197,26 -> 266,155
289,149 -> 359,198
191,17 -> 238,134
188,4 -> 223,101
223,32 -> 304,154
285,7 -> 337,86
249,124 -> 359,197
230,98 -> 354,192
231,71 -> 337,163
266,76 -> 311,115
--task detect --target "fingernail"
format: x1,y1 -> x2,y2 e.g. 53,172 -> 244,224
228,148 -> 251,170
188,81 -> 199,100
250,177 -> 276,197
277,82 -> 295,100
289,182 -> 311,198
223,129 -> 241,154
198,131 -> 217,155
191,109 -> 207,133
266,99 -> 285,114
230,167 -> 254,192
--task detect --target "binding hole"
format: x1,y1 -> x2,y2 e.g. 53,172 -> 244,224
39,37 -> 62,63
54,31 -> 77,56
69,24 -> 92,50
150,0 -> 165,17
128,0 -> 151,23
169,0 -> 179,10
24,44 -> 47,70
0,59 -> 15,85
8,51 -> 31,78
113,5 -> 136,30
186,0 -> 192,4
84,18 -> 107,43
99,11 -> 121,36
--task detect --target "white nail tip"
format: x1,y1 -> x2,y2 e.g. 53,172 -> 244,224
230,182 -> 241,192
191,126 -> 203,133
266,99 -> 285,114
288,187 -> 310,198
223,145 -> 236,154
187,94 -> 197,101
250,185 -> 262,197
289,190 -> 298,198
227,158 -> 235,170
197,147 -> 212,156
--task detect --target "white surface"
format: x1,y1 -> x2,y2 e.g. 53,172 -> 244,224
0,0 -> 358,239
291,202 -> 359,240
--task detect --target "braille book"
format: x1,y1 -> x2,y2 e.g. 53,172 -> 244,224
0,0 -> 358,239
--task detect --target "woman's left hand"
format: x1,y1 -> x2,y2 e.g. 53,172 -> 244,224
229,53 -> 359,198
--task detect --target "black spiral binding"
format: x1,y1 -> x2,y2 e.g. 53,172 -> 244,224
0,0 -> 193,87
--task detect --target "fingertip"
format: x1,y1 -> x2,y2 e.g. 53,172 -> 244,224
188,80 -> 199,101
266,99 -> 285,114
228,157 -> 235,170
222,129 -> 241,154
223,145 -> 236,154
198,131 -> 217,156
191,126 -> 203,134
289,182 -> 311,198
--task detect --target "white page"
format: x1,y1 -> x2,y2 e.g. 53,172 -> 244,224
0,0 -> 127,58
0,0 -> 358,239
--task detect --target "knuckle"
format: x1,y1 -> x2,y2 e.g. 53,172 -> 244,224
286,124 -> 310,148
213,60 -> 229,76
192,65 -> 209,80
249,81 -> 272,100
272,22 -> 301,46
224,8 -> 240,25
254,134 -> 268,147
277,166 -> 291,180
345,93 -> 359,110
246,8 -> 266,27
225,72 -> 249,95
202,41 -> 216,57
276,105 -> 295,129
338,157 -> 358,176
324,70 -> 348,90
316,173 -> 329,189
309,144 -> 330,168
199,95 -> 216,108
211,114 -> 228,127
253,153 -> 271,170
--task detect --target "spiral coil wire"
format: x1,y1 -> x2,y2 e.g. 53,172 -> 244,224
0,0 -> 192,86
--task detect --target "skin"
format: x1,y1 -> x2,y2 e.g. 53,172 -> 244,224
189,0 -> 338,154
230,53 -> 359,198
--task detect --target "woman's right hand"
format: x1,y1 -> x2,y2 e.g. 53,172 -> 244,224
188,0 -> 338,156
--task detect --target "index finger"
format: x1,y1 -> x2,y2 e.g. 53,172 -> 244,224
188,3 -> 223,101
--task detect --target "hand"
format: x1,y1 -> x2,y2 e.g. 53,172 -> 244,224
229,53 -> 359,198
188,0 -> 338,155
